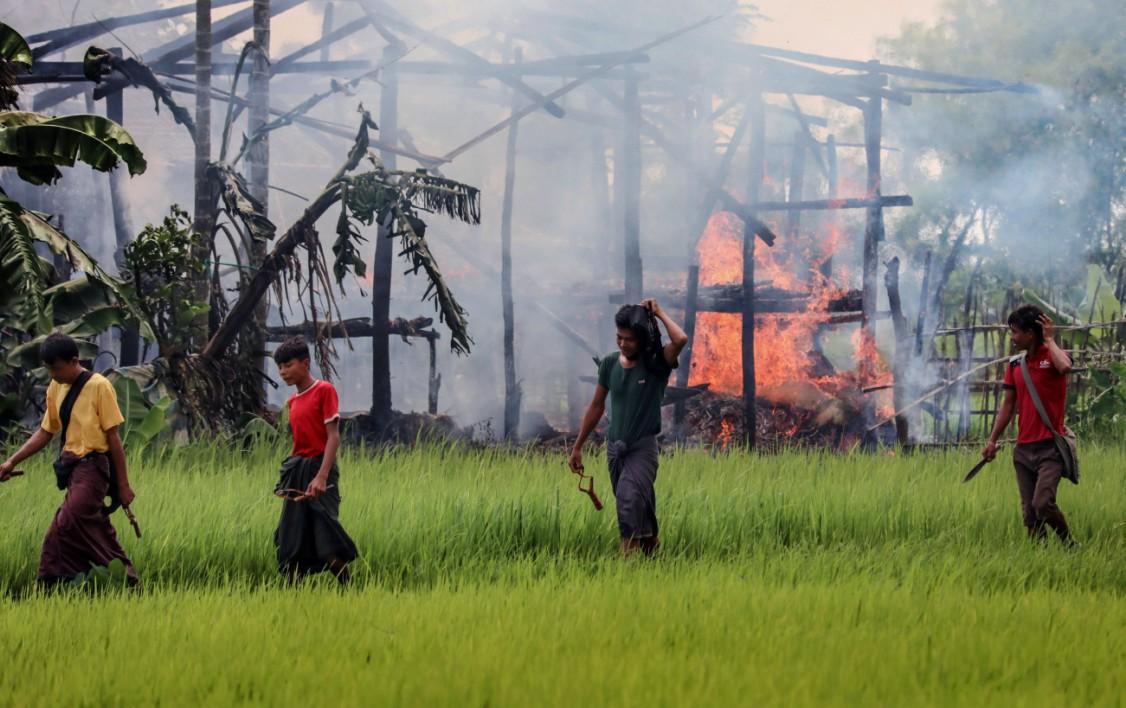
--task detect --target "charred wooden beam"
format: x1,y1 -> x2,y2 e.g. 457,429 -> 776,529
358,0 -> 566,118
748,195 -> 912,211
734,42 -> 1038,93
28,0 -> 247,58
272,17 -> 368,74
612,286 -> 864,314
32,0 -> 306,111
265,317 -> 440,341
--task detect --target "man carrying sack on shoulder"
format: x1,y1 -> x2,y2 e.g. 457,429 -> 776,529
982,305 -> 1079,545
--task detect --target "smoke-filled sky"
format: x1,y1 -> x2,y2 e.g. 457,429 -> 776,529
751,0 -> 942,58
10,0 -> 1097,436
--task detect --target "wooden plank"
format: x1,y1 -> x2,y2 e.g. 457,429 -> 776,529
265,317 -> 440,340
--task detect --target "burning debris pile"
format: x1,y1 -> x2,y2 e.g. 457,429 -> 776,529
681,211 -> 895,448
682,376 -> 884,450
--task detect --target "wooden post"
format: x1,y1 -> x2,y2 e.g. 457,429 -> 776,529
587,94 -> 614,355
622,74 -> 643,304
105,50 -> 139,367
191,0 -> 214,346
319,2 -> 334,62
914,250 -> 933,356
675,99 -> 750,434
784,130 -> 807,241
248,1 -> 270,209
428,336 -> 440,415
861,87 -> 885,434
742,92 -> 766,449
371,44 -> 400,426
674,264 -> 700,432
884,256 -> 909,445
821,134 -> 838,280
501,47 -> 522,440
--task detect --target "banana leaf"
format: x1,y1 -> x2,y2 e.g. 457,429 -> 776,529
110,374 -> 171,448
209,162 -> 275,242
83,47 -> 196,141
0,22 -> 32,67
1076,265 -> 1122,337
0,112 -> 146,185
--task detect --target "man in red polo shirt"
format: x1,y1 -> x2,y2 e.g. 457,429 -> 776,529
982,305 -> 1074,543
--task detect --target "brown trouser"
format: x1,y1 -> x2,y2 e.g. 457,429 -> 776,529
1013,440 -> 1071,541
38,454 -> 138,586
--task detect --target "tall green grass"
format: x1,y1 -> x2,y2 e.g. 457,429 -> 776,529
0,443 -> 1123,706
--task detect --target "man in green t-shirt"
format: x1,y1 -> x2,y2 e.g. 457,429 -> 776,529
569,298 -> 688,556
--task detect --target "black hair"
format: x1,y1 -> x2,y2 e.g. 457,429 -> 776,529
1007,304 -> 1045,343
273,336 -> 311,365
40,332 -> 80,365
614,304 -> 666,373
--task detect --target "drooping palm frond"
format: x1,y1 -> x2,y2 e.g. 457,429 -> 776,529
397,171 -> 482,225
0,192 -> 49,319
83,46 -> 197,142
0,111 -> 147,185
209,162 -> 276,244
393,211 -> 472,355
218,41 -> 266,162
6,196 -> 155,340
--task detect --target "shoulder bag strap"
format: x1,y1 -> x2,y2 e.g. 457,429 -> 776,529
57,370 -> 93,455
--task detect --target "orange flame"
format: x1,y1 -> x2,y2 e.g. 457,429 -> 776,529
687,211 -> 891,429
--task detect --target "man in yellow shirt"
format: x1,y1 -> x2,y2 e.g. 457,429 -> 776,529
0,333 -> 139,586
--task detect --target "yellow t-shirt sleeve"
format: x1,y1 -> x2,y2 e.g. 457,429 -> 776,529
95,378 -> 125,431
41,381 -> 61,434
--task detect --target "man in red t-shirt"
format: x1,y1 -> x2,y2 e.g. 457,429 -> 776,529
272,337 -> 358,583
982,305 -> 1074,543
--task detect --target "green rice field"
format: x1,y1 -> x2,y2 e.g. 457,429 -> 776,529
1,442 -> 1124,706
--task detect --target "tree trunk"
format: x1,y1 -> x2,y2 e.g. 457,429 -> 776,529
191,0 -> 213,347
501,46 -> 522,440
200,185 -> 342,361
370,44 -> 400,427
243,0 -> 270,375
105,56 -> 140,367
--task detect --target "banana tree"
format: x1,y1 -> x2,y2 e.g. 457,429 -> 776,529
0,22 -> 150,428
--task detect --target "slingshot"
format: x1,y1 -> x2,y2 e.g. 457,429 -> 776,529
274,484 -> 336,502
0,469 -> 24,482
571,464 -> 604,511
122,505 -> 142,538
